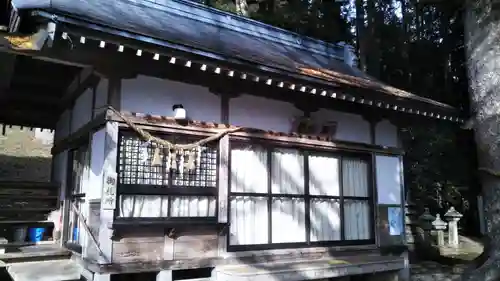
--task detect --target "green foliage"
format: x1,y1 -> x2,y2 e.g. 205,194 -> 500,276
197,0 -> 475,231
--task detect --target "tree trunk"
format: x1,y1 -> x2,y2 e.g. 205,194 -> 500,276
355,0 -> 367,72
235,0 -> 249,16
462,0 -> 500,280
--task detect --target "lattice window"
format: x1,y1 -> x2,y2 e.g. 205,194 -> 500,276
116,130 -> 219,220
118,132 -> 218,188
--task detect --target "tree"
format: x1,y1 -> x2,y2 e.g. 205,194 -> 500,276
460,0 -> 500,280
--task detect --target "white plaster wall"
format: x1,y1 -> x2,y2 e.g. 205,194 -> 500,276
375,120 -> 398,148
71,88 -> 94,133
54,110 -> 71,141
229,95 -> 301,132
376,155 -> 402,205
312,109 -> 370,143
119,76 -> 395,146
94,79 -> 109,116
121,75 -> 221,123
88,129 -> 106,200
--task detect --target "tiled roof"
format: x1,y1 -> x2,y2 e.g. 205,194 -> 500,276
13,0 -> 458,119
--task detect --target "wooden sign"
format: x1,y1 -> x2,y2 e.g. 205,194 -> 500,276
102,172 -> 118,210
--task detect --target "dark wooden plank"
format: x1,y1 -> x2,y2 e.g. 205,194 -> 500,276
0,198 -> 57,211
173,233 -> 218,260
112,230 -> 165,264
0,188 -> 53,196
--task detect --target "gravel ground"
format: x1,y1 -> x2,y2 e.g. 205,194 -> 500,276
0,126 -> 53,182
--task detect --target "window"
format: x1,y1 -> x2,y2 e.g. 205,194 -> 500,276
116,131 -> 218,221
67,145 -> 90,247
228,142 -> 373,250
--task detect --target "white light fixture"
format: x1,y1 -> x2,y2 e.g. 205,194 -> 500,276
153,53 -> 160,60
136,49 -> 142,56
80,36 -> 86,44
99,41 -> 106,48
185,61 -> 192,67
169,57 -> 176,64
201,64 -> 207,71
118,45 -> 124,52
172,104 -> 187,120
62,32 -> 68,40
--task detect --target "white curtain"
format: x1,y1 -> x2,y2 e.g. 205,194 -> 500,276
271,197 -> 306,243
229,196 -> 268,245
310,198 -> 341,241
230,146 -> 268,193
271,149 -> 304,194
270,149 -> 306,243
342,159 -> 371,240
342,158 -> 369,197
308,154 -> 341,241
308,154 -> 340,196
119,195 -> 216,217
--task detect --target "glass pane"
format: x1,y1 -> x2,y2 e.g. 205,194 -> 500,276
344,199 -> 371,240
169,196 -> 216,217
119,195 -> 168,218
118,133 -> 218,187
342,158 -> 369,197
230,145 -> 268,193
310,198 -> 341,241
271,149 -> 305,194
271,197 -> 306,243
229,196 -> 268,245
71,145 -> 89,195
119,135 -> 165,185
171,147 -> 218,188
308,154 -> 340,196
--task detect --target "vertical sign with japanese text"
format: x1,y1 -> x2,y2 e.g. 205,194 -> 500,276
102,172 -> 117,210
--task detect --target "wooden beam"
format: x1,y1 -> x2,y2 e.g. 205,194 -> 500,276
0,107 -> 57,128
51,110 -> 108,155
0,89 -> 61,105
59,67 -> 99,108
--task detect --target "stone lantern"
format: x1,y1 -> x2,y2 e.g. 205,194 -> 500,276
444,206 -> 463,247
419,208 -> 435,243
432,214 -> 447,247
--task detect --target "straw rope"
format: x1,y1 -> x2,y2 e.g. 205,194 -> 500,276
107,106 -> 241,150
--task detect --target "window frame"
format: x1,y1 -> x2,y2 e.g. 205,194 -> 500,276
114,129 -> 220,224
227,138 -> 375,251
65,144 -> 90,252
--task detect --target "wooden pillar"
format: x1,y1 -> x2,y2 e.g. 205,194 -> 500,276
60,109 -> 74,246
209,85 -> 239,258
82,76 -> 121,281
363,113 -> 382,247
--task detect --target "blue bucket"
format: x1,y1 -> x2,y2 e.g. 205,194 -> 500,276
28,228 -> 45,242
73,227 -> 79,241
